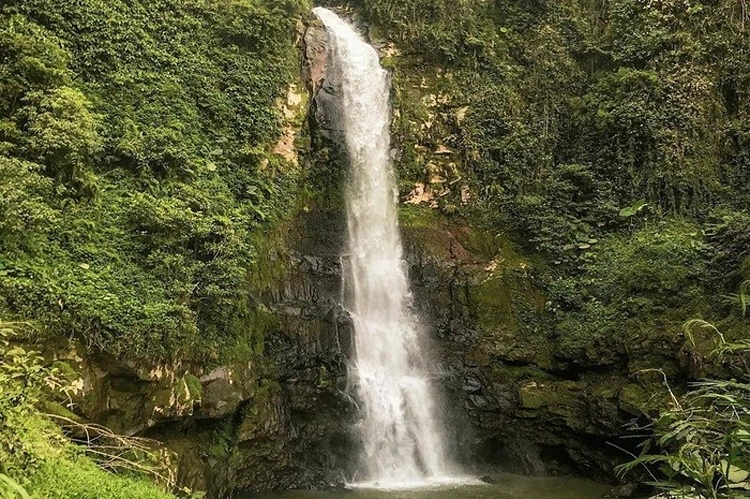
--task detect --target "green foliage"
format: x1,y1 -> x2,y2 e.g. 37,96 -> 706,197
618,322 -> 750,498
24,460 -> 175,499
208,419 -> 238,460
740,282 -> 750,319
619,200 -> 648,218
351,0 -> 500,64
567,66 -> 722,215
568,221 -> 706,307
511,163 -> 619,264
0,0 -> 310,363
0,321 -> 178,499
356,0 -> 750,276
184,374 -> 202,401
706,212 -> 750,293
0,15 -> 71,116
20,87 -> 102,183
0,322 -> 63,479
550,221 -> 709,358
0,158 -> 58,251
354,0 -> 750,377
0,474 -> 30,499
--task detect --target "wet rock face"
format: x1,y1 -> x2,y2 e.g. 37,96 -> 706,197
222,20 -> 358,494
401,221 -> 665,481
303,23 -> 329,96
148,209 -> 355,496
305,20 -> 345,148
225,209 -> 356,495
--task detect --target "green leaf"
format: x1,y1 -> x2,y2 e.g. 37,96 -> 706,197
0,473 -> 31,499
619,200 -> 648,218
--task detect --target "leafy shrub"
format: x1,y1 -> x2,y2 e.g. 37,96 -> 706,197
567,66 -> 722,215
706,212 -> 750,292
550,220 -> 709,358
0,158 -> 58,251
350,0 -> 500,64
0,0 -> 309,363
0,321 -> 179,499
20,87 -> 101,185
511,163 -> 619,263
618,320 -> 750,498
0,15 -> 71,115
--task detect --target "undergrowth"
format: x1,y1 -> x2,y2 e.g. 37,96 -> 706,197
0,321 -> 182,499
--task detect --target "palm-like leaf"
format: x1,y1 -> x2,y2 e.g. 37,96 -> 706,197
618,317 -> 750,499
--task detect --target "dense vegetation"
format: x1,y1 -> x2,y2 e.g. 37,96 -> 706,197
336,0 -> 750,493
617,320 -> 750,498
0,0 -> 309,363
0,1 -> 312,495
0,322 -> 179,498
336,0 -> 750,346
1,0 -> 749,496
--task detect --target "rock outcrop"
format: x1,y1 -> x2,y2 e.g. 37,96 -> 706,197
399,212 -> 674,479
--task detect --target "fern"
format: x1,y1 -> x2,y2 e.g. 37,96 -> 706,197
0,474 -> 31,499
617,316 -> 750,498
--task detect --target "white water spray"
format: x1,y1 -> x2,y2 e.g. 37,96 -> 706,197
313,8 -> 463,488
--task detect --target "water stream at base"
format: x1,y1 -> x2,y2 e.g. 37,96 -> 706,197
312,7 -> 465,488
256,473 -> 611,499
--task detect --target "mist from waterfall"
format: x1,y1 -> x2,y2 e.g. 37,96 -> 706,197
313,7 -> 462,488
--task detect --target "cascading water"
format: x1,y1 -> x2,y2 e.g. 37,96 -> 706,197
313,7 -> 461,488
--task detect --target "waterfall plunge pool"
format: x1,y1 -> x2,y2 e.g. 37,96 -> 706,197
254,473 -> 611,499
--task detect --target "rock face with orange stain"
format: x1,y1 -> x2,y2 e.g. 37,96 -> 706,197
303,22 -> 329,95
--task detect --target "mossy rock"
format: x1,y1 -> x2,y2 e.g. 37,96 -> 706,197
490,364 -> 553,384
184,373 -> 202,400
618,383 -> 650,416
469,272 -> 551,367
517,381 -> 548,410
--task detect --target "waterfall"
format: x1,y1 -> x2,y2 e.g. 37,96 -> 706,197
313,8 -> 460,488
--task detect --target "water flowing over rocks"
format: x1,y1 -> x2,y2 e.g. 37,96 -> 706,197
313,7 -> 455,485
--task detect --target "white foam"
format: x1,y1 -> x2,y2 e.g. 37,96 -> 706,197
313,6 -> 463,485
349,476 -> 484,491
